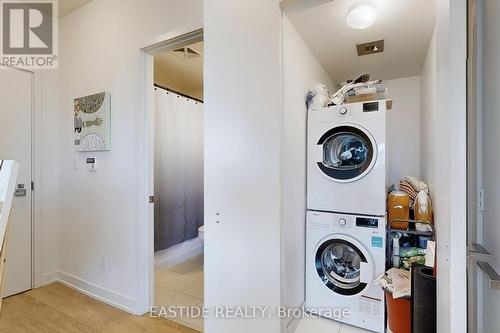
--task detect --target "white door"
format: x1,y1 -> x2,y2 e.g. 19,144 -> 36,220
0,67 -> 33,297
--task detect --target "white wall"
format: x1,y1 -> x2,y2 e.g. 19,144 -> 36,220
38,0 -> 203,313
420,29 -> 437,184
421,18 -> 454,333
443,1 -> 468,331
204,0 -> 283,332
385,76 -> 421,185
281,14 -> 334,330
420,0 -> 467,331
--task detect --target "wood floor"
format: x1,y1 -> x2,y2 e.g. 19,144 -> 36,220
0,283 -> 199,333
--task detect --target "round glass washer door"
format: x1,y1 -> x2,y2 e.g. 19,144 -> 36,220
316,125 -> 376,182
315,238 -> 369,296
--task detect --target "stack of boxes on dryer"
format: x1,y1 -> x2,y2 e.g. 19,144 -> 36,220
304,82 -> 390,333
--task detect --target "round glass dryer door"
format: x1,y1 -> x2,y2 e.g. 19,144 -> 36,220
315,238 -> 368,296
316,125 -> 376,182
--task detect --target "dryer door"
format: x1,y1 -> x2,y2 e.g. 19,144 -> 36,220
315,125 -> 377,183
315,235 -> 374,296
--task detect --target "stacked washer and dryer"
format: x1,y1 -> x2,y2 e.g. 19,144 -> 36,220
305,100 -> 389,332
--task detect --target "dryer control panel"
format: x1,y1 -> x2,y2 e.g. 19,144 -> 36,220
356,217 -> 379,228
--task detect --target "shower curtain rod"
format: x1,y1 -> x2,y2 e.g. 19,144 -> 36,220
154,83 -> 204,103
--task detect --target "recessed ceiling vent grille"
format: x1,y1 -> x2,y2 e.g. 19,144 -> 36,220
357,39 -> 384,56
171,46 -> 202,60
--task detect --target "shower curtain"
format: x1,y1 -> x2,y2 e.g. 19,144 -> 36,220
154,87 -> 204,251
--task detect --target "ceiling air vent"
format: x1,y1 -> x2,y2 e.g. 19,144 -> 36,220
357,39 -> 384,56
171,46 -> 202,60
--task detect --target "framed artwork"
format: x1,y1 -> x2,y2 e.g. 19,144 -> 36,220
74,92 -> 111,152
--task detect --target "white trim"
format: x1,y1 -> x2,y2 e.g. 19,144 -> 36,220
140,28 -> 203,55
279,10 -> 287,333
36,270 -> 138,314
37,271 -> 60,287
137,46 -> 154,316
32,70 -> 43,289
138,27 -> 204,315
52,271 -> 137,314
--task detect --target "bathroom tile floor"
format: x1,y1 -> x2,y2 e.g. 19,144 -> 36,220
155,255 -> 204,332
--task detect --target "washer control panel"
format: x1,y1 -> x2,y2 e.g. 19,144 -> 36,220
356,217 -> 379,228
339,106 -> 348,116
336,217 -> 354,228
334,216 -> 380,229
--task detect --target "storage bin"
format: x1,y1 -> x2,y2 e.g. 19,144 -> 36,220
385,290 -> 411,333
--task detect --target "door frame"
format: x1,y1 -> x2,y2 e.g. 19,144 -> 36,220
138,27 -> 203,314
466,1 -> 480,332
31,69 -> 44,290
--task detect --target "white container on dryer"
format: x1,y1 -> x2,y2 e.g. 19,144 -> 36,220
307,101 -> 388,216
305,210 -> 386,332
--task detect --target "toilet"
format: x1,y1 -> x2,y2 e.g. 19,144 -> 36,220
198,225 -> 205,240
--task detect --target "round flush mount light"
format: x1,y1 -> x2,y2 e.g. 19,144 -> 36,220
346,1 -> 377,30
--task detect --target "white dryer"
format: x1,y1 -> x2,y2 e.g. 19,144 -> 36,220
307,101 -> 388,216
305,210 -> 385,332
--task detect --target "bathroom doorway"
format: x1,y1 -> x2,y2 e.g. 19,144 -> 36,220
141,29 -> 204,332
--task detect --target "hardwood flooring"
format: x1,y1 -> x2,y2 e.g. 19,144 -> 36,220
0,283 -> 199,333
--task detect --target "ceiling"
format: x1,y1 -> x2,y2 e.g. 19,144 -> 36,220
154,41 -> 204,100
286,0 -> 436,83
59,0 -> 93,17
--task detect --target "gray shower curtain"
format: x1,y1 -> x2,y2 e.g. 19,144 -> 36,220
154,88 -> 204,251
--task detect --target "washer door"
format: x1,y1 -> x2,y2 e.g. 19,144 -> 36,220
316,125 -> 377,182
315,235 -> 373,296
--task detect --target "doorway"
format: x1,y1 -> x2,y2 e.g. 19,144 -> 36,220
141,29 -> 204,332
282,0 -> 467,332
0,67 -> 33,297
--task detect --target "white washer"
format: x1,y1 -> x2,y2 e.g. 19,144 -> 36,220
305,211 -> 385,333
307,101 -> 388,216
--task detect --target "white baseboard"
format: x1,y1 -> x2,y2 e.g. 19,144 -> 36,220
154,237 -> 203,271
37,271 -> 60,287
38,270 -> 138,315
34,240 -> 204,317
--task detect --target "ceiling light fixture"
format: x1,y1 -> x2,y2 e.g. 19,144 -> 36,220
346,1 -> 377,30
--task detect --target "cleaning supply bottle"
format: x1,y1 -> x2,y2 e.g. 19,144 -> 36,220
415,190 -> 433,232
392,233 -> 401,268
